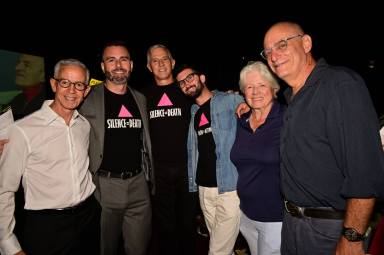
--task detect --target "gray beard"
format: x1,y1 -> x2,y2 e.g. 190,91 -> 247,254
108,76 -> 127,84
106,71 -> 129,85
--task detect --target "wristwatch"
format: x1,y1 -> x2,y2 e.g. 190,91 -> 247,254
342,227 -> 365,242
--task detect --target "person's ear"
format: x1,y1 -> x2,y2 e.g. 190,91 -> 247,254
273,88 -> 278,98
101,62 -> 105,73
171,59 -> 176,70
146,62 -> 153,73
50,78 -> 57,93
199,74 -> 206,84
302,34 -> 312,53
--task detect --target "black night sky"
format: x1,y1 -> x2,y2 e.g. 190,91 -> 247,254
1,5 -> 383,115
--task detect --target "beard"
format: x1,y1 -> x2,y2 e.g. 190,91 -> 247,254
186,83 -> 203,99
105,69 -> 130,85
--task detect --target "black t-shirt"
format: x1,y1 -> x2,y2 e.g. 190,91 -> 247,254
100,87 -> 142,173
194,99 -> 217,187
142,82 -> 192,166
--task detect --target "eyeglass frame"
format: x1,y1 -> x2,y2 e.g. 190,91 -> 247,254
177,72 -> 199,88
260,34 -> 303,60
54,78 -> 89,91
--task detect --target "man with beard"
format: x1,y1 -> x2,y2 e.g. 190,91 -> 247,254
79,41 -> 154,255
175,64 -> 243,255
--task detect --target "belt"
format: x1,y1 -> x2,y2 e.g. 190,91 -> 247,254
284,201 -> 345,220
97,169 -> 141,179
26,195 -> 95,214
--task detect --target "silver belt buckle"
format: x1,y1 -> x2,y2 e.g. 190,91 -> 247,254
284,200 -> 291,213
284,200 -> 305,218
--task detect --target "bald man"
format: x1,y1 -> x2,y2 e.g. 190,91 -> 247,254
261,21 -> 384,255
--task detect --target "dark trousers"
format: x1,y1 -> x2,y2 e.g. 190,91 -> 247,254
281,211 -> 344,255
14,185 -> 26,241
22,195 -> 101,255
153,164 -> 198,255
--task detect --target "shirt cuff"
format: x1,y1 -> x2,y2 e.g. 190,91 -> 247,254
0,234 -> 22,255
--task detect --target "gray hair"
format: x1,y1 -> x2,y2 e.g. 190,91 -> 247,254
146,44 -> 174,64
239,61 -> 280,98
53,59 -> 90,84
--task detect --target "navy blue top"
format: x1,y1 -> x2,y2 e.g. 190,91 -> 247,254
231,102 -> 284,222
281,59 -> 384,210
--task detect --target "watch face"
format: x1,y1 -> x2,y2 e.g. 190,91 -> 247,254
343,227 -> 364,242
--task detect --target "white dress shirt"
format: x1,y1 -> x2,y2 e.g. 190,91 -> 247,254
0,100 -> 95,255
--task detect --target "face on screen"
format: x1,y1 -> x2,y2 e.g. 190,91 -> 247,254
15,54 -> 45,88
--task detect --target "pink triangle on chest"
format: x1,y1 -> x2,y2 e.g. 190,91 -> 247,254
157,93 -> 173,106
118,105 -> 132,117
199,113 -> 209,126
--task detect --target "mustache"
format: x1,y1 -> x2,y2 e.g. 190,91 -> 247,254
112,68 -> 126,72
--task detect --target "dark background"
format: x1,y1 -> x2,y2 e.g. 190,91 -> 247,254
1,6 -> 383,116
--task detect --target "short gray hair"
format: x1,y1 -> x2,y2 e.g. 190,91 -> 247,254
239,61 -> 280,98
146,44 -> 174,64
53,59 -> 90,84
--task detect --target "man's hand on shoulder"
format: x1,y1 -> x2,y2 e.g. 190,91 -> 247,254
236,102 -> 250,118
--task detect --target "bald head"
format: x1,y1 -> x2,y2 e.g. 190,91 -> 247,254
264,22 -> 304,47
263,21 -> 316,93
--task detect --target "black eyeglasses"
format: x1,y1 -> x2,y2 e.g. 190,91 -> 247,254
54,78 -> 88,91
260,34 -> 303,60
177,73 -> 198,88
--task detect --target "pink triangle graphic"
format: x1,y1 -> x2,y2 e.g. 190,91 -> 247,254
118,105 -> 133,117
157,93 -> 173,106
199,113 -> 209,126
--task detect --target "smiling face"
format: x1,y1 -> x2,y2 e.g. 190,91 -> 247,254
263,22 -> 311,84
147,46 -> 175,84
176,68 -> 204,99
50,64 -> 90,114
243,70 -> 274,111
101,45 -> 133,85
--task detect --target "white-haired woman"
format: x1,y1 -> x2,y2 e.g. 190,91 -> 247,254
231,61 -> 285,255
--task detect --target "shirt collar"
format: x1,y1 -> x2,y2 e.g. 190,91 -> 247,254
240,100 -> 282,121
40,100 -> 84,125
284,58 -> 328,103
240,101 -> 282,126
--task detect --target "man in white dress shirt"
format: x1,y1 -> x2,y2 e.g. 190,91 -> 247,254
0,59 -> 100,255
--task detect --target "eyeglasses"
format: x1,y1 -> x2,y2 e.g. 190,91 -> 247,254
54,78 -> 88,91
177,73 -> 198,88
260,34 -> 303,60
